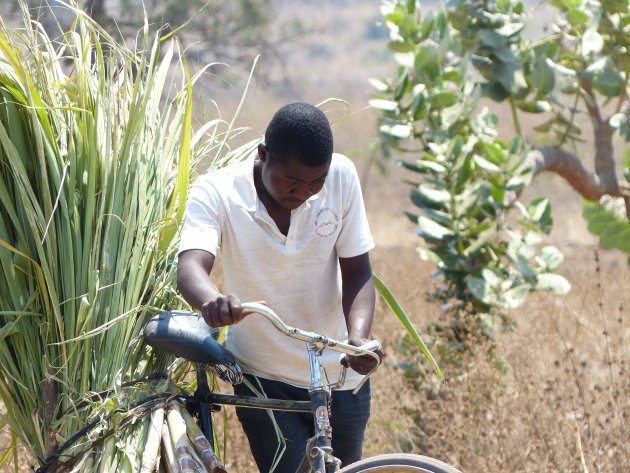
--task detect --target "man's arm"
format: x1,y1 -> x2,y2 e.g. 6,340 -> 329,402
177,249 -> 244,327
339,252 -> 380,375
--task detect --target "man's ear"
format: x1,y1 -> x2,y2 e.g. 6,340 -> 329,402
257,143 -> 268,163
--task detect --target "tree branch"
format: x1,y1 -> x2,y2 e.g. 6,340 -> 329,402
523,146 -> 630,205
522,79 -> 627,223
581,79 -> 621,193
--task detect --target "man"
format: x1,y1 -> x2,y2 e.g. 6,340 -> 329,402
177,102 -> 379,473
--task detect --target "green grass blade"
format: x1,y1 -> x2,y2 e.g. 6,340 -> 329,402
372,272 -> 443,378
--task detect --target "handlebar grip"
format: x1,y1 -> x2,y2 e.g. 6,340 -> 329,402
358,340 -> 381,352
340,340 -> 381,366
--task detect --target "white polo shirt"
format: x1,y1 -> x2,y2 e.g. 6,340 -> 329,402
179,152 -> 374,389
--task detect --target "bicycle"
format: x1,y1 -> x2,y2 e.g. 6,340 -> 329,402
144,302 -> 462,473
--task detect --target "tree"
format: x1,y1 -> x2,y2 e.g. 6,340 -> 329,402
83,0 -> 306,71
370,0 -> 630,331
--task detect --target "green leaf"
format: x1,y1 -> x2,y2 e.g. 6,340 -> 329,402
468,277 -> 495,305
417,216 -> 454,240
368,78 -> 390,92
528,197 -> 553,231
566,8 -> 590,27
415,160 -> 447,173
593,67 -> 625,97
600,0 -> 629,13
417,247 -> 443,267
462,225 -> 498,255
440,102 -> 466,129
584,56 -> 610,76
373,273 -> 442,378
536,273 -> 571,294
404,210 -> 419,225
481,267 -> 502,286
379,123 -> 412,139
369,99 -> 399,111
414,43 -> 439,69
506,171 -> 532,191
609,113 -> 626,129
420,10 -> 435,39
514,255 -> 537,281
481,82 -> 510,102
600,222 -> 630,251
473,155 -> 502,173
478,29 -> 508,48
582,30 -> 604,56
497,22 -> 525,37
493,62 -> 528,94
532,56 -> 556,96
504,284 -> 530,308
538,246 -> 564,271
397,160 -> 426,174
432,91 -> 458,107
395,52 -> 416,68
416,184 -> 451,205
422,207 -> 454,227
516,101 -> 551,113
584,205 -> 615,234
388,40 -> 415,53
480,141 -> 507,165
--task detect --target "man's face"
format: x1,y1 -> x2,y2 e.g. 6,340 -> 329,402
258,146 -> 330,211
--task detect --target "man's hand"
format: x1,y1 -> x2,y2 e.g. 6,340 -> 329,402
201,294 -> 247,327
345,336 -> 385,375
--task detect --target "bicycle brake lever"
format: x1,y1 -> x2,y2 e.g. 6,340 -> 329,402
339,344 -> 382,394
352,365 -> 378,395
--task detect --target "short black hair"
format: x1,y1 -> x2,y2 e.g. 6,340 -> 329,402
264,103 -> 333,167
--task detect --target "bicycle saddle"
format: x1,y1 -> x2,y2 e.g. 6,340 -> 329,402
144,311 -> 236,366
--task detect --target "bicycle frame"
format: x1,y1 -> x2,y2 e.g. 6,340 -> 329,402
145,303 -> 381,473
195,340 -> 342,473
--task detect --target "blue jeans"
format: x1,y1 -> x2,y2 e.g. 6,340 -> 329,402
233,374 -> 371,473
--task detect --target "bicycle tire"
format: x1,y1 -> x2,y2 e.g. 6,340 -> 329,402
337,453 -> 462,473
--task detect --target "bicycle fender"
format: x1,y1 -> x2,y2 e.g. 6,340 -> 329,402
144,311 -> 236,366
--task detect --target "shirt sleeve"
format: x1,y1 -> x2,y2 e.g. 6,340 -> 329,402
334,157 -> 375,258
178,177 -> 223,256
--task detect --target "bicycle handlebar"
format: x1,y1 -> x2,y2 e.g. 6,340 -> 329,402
241,302 -> 381,363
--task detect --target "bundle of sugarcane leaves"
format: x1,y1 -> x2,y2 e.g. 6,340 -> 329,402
0,2 -> 257,471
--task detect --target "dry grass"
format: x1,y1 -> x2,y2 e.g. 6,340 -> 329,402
365,249 -> 628,473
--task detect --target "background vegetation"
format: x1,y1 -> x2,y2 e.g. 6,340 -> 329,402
0,0 -> 628,472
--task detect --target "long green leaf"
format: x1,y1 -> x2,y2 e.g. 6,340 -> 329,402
373,273 -> 443,378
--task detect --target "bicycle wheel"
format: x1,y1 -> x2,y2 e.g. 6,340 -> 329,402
337,453 -> 462,473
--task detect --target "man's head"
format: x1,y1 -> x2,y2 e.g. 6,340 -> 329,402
263,102 -> 333,167
256,103 -> 333,210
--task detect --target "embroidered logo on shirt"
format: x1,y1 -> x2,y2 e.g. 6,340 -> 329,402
315,208 -> 339,237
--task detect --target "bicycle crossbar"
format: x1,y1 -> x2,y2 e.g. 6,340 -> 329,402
204,392 -> 313,412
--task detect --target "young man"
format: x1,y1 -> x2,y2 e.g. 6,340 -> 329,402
177,103 -> 379,473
